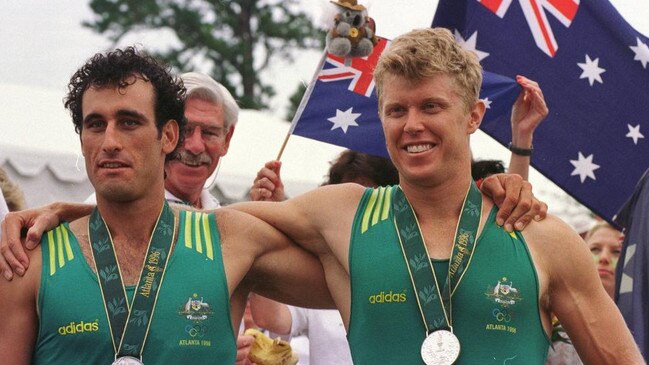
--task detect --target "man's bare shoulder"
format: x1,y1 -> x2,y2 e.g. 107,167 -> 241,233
212,207 -> 259,231
520,214 -> 582,250
230,182 -> 366,230
310,182 -> 368,200
0,241 -> 41,292
289,182 -> 367,216
519,214 -> 594,277
210,208 -> 281,251
68,215 -> 90,231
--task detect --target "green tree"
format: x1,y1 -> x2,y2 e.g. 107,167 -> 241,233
285,82 -> 307,121
84,0 -> 323,110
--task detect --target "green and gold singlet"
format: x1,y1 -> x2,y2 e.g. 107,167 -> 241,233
34,210 -> 236,364
348,186 -> 550,364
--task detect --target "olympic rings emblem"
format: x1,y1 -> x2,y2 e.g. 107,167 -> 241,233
185,324 -> 208,338
492,308 -> 512,322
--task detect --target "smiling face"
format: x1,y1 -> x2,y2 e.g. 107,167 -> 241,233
586,225 -> 622,299
164,97 -> 233,202
81,77 -> 177,203
380,73 -> 484,187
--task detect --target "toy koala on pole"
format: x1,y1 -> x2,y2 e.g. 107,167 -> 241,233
326,0 -> 378,58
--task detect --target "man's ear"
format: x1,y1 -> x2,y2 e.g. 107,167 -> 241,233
161,119 -> 180,154
221,125 -> 235,155
467,99 -> 486,134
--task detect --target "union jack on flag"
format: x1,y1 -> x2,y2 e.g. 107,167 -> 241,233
479,0 -> 579,57
316,38 -> 389,97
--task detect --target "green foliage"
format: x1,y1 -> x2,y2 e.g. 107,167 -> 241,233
84,0 -> 324,110
285,82 -> 307,121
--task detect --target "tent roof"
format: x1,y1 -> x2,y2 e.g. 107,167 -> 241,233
0,83 -> 344,206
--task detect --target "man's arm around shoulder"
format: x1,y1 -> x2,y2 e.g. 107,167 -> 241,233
217,208 -> 335,310
0,245 -> 41,364
230,183 -> 365,256
524,216 -> 644,364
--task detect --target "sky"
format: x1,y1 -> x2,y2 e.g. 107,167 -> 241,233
1,0 -> 648,224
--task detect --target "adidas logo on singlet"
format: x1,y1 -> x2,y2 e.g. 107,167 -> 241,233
368,290 -> 407,304
57,320 -> 100,336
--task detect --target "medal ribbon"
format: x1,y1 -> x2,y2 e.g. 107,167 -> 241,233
393,181 -> 482,334
89,202 -> 176,359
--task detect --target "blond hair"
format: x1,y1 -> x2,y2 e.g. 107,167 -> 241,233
373,28 -> 483,112
585,221 -> 621,242
0,167 -> 26,211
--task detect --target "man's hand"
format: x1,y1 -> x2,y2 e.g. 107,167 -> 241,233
480,173 -> 547,232
250,161 -> 286,202
0,204 -> 65,280
236,334 -> 258,365
507,76 -> 548,180
511,75 -> 548,147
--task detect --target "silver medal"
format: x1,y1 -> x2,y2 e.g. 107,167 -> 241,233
112,356 -> 143,365
420,329 -> 461,365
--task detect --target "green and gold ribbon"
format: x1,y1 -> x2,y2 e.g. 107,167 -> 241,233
394,181 -> 482,334
89,202 -> 176,359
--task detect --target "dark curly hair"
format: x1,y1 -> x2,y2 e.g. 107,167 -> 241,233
64,46 -> 186,160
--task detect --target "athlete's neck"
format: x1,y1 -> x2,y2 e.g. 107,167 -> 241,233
400,175 -> 474,223
95,193 -> 166,247
166,184 -> 202,209
400,175 -> 478,257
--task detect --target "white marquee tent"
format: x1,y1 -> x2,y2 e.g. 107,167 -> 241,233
0,83 -> 343,208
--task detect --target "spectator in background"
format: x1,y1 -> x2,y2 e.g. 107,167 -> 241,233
325,150 -> 399,187
472,75 -> 547,184
0,193 -> 7,238
546,221 -> 624,365
0,167 -> 27,212
164,72 -> 238,209
0,167 -> 27,237
587,221 -> 623,299
471,159 -> 506,181
507,75 -> 546,181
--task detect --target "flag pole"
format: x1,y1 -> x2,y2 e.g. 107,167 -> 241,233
275,50 -> 329,161
275,132 -> 291,161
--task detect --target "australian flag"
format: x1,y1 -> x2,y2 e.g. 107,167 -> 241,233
615,168 -> 649,356
432,0 -> 649,223
290,37 -> 521,159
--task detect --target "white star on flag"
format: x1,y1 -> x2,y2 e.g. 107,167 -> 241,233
630,37 -> 649,69
454,30 -> 489,61
626,124 -> 645,144
578,55 -> 606,86
328,107 -> 361,133
570,152 -> 600,183
481,97 -> 492,109
618,244 -> 636,295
